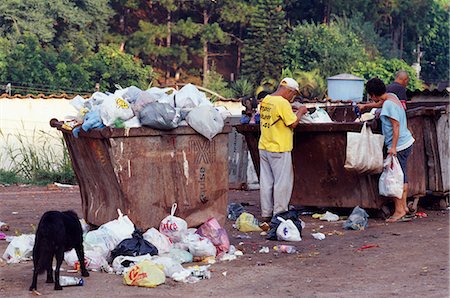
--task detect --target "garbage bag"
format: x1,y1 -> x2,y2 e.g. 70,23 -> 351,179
100,94 -> 134,127
186,106 -> 224,140
139,102 -> 180,130
122,86 -> 143,104
123,260 -> 165,288
343,206 -> 369,230
169,84 -> 212,108
143,228 -> 173,254
344,122 -> 384,174
227,203 -> 245,221
112,254 -> 153,275
109,230 -> 158,263
84,229 -> 117,258
2,234 -> 35,263
186,234 -> 217,257
151,256 -> 184,278
196,217 -> 230,255
266,210 -> 304,241
276,217 -> 302,242
309,107 -> 333,123
159,203 -> 188,243
73,108 -> 105,137
64,249 -> 108,271
379,155 -> 404,198
160,248 -> 193,264
98,209 -> 135,248
235,212 -> 262,232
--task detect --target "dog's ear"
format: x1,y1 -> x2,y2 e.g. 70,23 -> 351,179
63,210 -> 79,219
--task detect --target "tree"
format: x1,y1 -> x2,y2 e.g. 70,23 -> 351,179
351,58 -> 423,91
241,0 -> 287,85
283,21 -> 368,78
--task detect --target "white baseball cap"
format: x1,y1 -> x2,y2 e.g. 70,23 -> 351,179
279,77 -> 300,93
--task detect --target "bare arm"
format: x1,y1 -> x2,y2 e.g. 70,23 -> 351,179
357,101 -> 383,112
388,117 -> 400,155
290,106 -> 308,129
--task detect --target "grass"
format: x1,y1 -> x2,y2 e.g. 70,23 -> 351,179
0,128 -> 76,185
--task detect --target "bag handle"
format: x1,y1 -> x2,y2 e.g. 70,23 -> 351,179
171,203 -> 178,216
277,216 -> 286,223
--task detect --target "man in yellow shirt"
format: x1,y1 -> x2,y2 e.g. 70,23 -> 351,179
258,78 -> 308,221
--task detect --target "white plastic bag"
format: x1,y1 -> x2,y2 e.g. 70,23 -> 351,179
186,106 -> 224,140
83,229 -> 116,258
112,254 -> 153,275
151,256 -> 185,278
98,209 -> 135,247
309,107 -> 333,123
344,122 -> 384,174
2,234 -> 35,263
64,249 -> 108,271
379,155 -> 404,198
276,217 -> 301,242
186,234 -> 217,257
100,94 -> 134,126
143,228 -> 173,254
159,203 -> 188,243
171,84 -> 211,108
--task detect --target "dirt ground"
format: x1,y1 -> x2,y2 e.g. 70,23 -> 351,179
0,185 -> 448,298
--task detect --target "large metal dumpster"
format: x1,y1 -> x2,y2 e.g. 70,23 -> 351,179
50,119 -> 231,230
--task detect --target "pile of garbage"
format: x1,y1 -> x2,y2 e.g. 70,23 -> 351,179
2,204 -> 241,288
64,84 -> 231,141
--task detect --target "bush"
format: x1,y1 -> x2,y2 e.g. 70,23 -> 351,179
231,79 -> 254,98
203,66 -> 234,100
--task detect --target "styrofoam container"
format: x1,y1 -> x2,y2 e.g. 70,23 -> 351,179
327,73 -> 364,102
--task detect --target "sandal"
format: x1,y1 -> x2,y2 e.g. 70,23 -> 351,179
385,215 -> 412,223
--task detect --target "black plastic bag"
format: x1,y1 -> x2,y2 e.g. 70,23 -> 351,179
139,102 -> 179,130
109,230 -> 158,263
227,203 -> 246,221
266,210 -> 303,240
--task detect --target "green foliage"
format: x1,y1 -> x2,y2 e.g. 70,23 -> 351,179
0,169 -> 23,185
231,79 -> 254,98
282,68 -> 326,99
203,65 -> 233,100
85,45 -> 154,91
283,21 -> 368,78
351,58 -> 423,91
242,0 -> 287,85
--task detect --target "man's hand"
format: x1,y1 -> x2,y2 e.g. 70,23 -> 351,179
388,147 -> 397,156
296,106 -> 308,117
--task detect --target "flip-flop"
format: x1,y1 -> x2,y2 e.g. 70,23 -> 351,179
403,213 -> 416,219
385,215 -> 412,223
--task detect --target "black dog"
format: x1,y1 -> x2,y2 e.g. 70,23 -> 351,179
30,210 -> 89,291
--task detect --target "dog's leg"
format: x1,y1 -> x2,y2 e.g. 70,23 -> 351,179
54,249 -> 64,290
29,244 -> 40,291
46,262 -> 54,283
75,246 -> 90,277
29,268 -> 38,291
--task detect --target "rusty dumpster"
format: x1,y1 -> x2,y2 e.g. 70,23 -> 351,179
50,119 -> 231,230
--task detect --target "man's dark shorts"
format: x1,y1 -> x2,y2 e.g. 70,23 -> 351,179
397,145 -> 413,183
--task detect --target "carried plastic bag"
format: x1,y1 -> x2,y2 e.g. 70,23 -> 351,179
344,122 -> 384,174
123,260 -> 165,288
109,230 -> 159,262
379,155 -> 404,198
139,102 -> 180,130
276,217 -> 302,242
186,106 -> 224,140
309,107 -> 333,123
100,94 -> 134,127
343,206 -> 369,230
196,218 -> 230,255
159,203 -> 188,242
235,212 -> 262,232
186,234 -> 217,258
2,234 -> 35,263
143,228 -> 172,255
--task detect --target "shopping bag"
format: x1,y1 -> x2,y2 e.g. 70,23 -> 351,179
379,155 -> 404,198
123,260 -> 165,288
276,217 -> 302,242
344,122 -> 384,174
159,203 -> 188,242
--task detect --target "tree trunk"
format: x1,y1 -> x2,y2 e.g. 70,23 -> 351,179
166,10 -> 172,83
399,19 -> 404,59
323,0 -> 331,25
203,9 -> 209,86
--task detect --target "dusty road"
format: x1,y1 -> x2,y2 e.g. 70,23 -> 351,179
0,185 -> 448,297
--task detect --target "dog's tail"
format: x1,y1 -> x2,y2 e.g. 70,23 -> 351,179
34,237 -> 54,274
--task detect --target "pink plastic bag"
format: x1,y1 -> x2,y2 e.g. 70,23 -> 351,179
196,217 -> 230,255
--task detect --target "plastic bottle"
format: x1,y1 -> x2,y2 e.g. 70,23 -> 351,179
273,245 -> 296,254
59,276 -> 84,287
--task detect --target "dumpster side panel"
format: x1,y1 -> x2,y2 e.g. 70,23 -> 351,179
110,133 -> 229,230
63,134 -> 126,226
436,110 -> 449,193
405,116 -> 427,197
292,131 -> 382,209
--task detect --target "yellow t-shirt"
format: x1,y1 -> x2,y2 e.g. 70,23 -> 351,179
258,95 -> 297,152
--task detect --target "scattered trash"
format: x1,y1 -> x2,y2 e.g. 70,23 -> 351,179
318,211 -> 339,222
143,228 -> 173,254
326,230 -> 344,236
222,271 -> 227,277
189,265 -> 212,280
109,229 -> 158,263
273,245 -> 296,254
11,212 -> 18,215
186,234 -> 217,257
235,213 -> 262,232
276,217 -> 302,242
160,248 -> 193,264
235,234 -> 251,239
59,276 -> 84,287
227,203 -> 246,221
159,203 -> 188,243
415,212 -> 427,218
355,244 -> 380,252
2,234 -> 35,263
123,260 -> 166,288
0,233 -> 6,240
234,251 -> 244,256
260,231 -> 267,236
343,206 -> 369,230
32,290 -> 42,296
259,222 -> 270,231
259,247 -> 269,253
54,182 -> 76,188
196,217 -> 230,255
311,233 -> 326,240
267,211 -> 304,241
